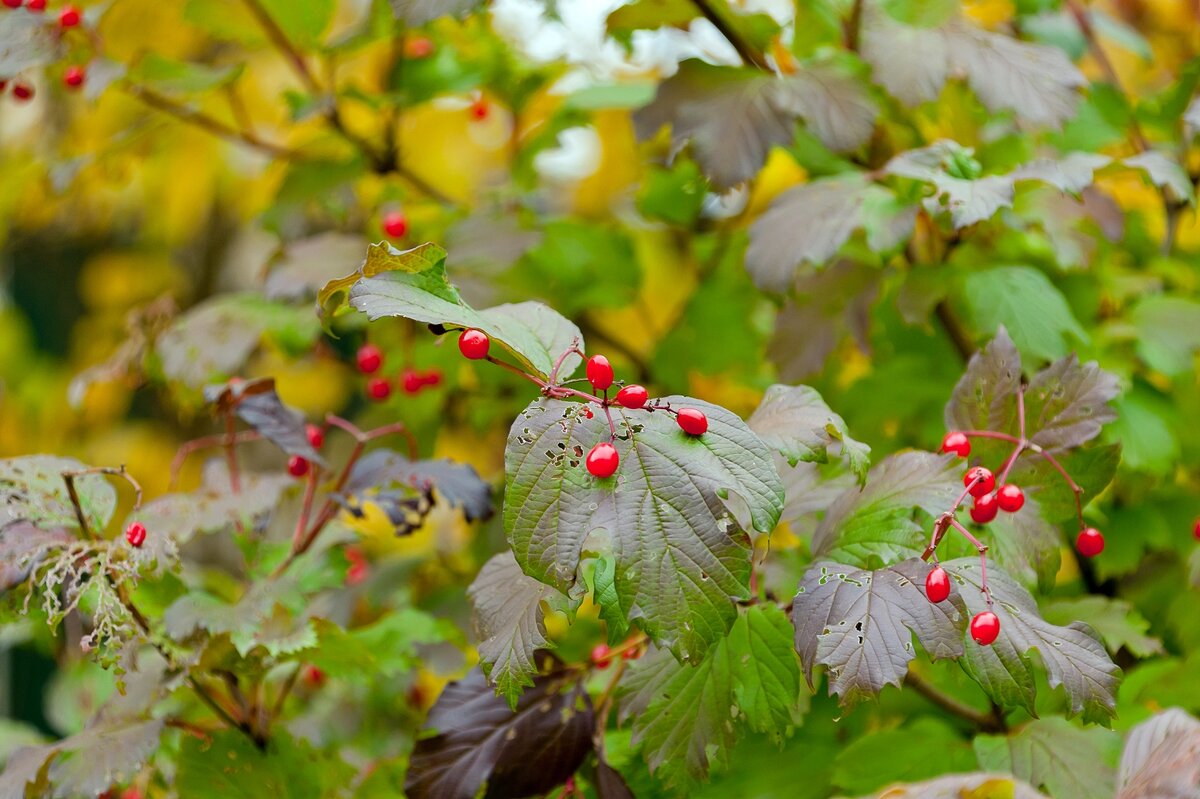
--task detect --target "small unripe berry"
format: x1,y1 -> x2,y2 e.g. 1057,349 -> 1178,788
970,611 -> 1000,645
615,384 -> 649,409
401,368 -> 423,394
970,492 -> 999,524
366,377 -> 392,401
305,424 -> 324,449
12,83 -> 33,101
591,643 -> 612,668
586,355 -> 614,391
125,521 -> 147,548
58,5 -> 80,26
676,408 -> 708,436
356,343 -> 383,374
586,442 -> 619,478
964,466 -> 995,497
458,329 -> 490,360
287,456 -> 310,477
63,65 -> 85,89
941,431 -> 971,458
996,484 -> 1024,513
382,210 -> 408,239
925,566 -> 951,603
1076,527 -> 1105,558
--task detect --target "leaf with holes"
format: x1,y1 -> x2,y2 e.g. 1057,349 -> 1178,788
0,521 -> 72,591
974,717 -> 1121,799
505,396 -> 782,659
748,384 -> 870,482
0,456 -> 116,534
792,559 -> 966,704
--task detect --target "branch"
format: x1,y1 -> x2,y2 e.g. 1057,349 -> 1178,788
903,672 -> 1007,733
935,300 -> 975,361
690,0 -> 772,71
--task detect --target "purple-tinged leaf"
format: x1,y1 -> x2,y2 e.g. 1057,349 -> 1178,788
974,718 -> 1120,799
1117,709 -> 1200,799
944,326 -> 1022,435
205,378 -> 322,463
593,759 -> 634,799
1025,354 -> 1121,451
0,521 -> 72,591
264,232 -> 366,301
748,384 -> 870,481
344,449 -> 493,522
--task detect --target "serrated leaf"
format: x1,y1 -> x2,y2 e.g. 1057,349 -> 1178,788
773,60 -> 880,154
0,456 -> 116,533
1042,596 -> 1163,658
974,717 -> 1120,799
0,10 -> 58,75
980,498 -> 1062,592
295,610 -> 448,680
946,558 -> 1121,722
1124,150 -> 1195,203
405,666 -> 594,799
16,718 -> 165,799
468,551 -> 568,707
0,521 -> 72,591
1011,153 -> 1112,194
163,575 -> 315,657
792,559 -> 966,704
204,379 -> 322,463
342,449 -> 493,522
618,605 -> 799,785
176,730 -> 353,799
747,384 -> 870,480
505,396 -> 782,659
962,267 -> 1088,362
1117,709 -> 1200,799
945,326 -> 1022,434
1024,353 -> 1120,451
592,553 -> 631,644
1129,296 -> 1200,377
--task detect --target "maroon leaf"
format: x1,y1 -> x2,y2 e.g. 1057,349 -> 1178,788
204,378 -> 322,463
344,449 -> 493,522
593,759 -> 634,799
1024,355 -> 1121,452
944,326 -> 1022,435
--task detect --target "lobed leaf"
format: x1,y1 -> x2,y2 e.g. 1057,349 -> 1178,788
342,448 -> 493,523
974,717 -> 1121,799
747,383 -> 870,481
1024,353 -> 1121,451
962,268 -> 1089,363
944,326 -> 1022,436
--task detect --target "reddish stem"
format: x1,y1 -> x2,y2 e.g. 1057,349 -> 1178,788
170,431 -> 261,489
948,517 -> 993,607
224,411 -> 242,494
959,430 -> 1022,444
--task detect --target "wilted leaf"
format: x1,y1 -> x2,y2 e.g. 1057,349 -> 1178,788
343,449 -> 493,522
974,717 -> 1121,799
747,384 -> 870,480
1117,708 -> 1200,799
792,559 -> 966,704
0,456 -> 116,533
505,396 -> 783,659
1,718 -> 163,799
0,521 -> 72,591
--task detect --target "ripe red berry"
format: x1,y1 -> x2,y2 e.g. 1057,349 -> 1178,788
586,442 -> 619,478
287,455 -> 310,478
458,329 -> 490,360
970,611 -> 1001,646
124,521 -> 147,548
63,65 -> 85,89
1193,518 -> 1200,541
0,80 -> 6,91
586,355 -> 614,391
302,664 -> 326,689
305,424 -> 324,449
401,368 -> 423,394
405,36 -> 434,59
970,492 -> 999,524
964,466 -> 995,497
925,566 -> 951,603
996,484 -> 1024,513
26,0 -> 44,10
356,343 -> 383,374
382,210 -> 408,239
12,83 -> 33,101
941,431 -> 971,458
2,0 -> 23,9
58,4 -> 80,26
676,408 -> 708,436
1076,527 -> 1105,558
469,97 -> 489,120
121,788 -> 143,799
366,377 -> 392,400
591,643 -> 612,668
615,384 -> 648,409
421,368 -> 442,387
622,644 -> 642,660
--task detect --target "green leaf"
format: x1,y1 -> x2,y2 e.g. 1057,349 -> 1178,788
592,553 -> 631,645
961,267 -> 1088,362
514,221 -> 641,315
941,497 -> 1061,592
258,0 -> 333,47
1129,296 -> 1200,377
1103,387 -> 1179,475
1124,150 -> 1195,204
974,718 -> 1121,799
637,160 -> 707,226
831,717 -> 976,795
879,0 -> 958,27
1008,444 -> 1120,524
175,730 -> 354,799
1042,596 -> 1163,658
0,456 -> 116,533
2,718 -> 165,799
131,53 -> 243,92
296,610 -> 448,679
748,383 -> 870,481
618,605 -> 800,785
504,396 -> 783,659
792,559 -> 967,704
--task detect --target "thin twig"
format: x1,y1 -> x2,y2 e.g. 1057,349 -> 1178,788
170,431 -> 262,489
224,411 -> 242,494
64,466 -> 144,512
690,0 -> 772,71
935,300 -> 975,361
903,672 -> 1006,732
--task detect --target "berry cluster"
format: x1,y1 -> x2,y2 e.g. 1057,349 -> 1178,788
590,638 -> 643,668
454,329 -> 708,478
285,424 -> 326,478
355,343 -> 442,402
0,3 -> 86,98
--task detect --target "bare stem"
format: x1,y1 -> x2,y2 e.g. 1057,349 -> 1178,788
170,431 -> 262,489
948,517 -> 993,607
63,466 -> 144,512
224,411 -> 242,494
903,672 -> 1006,733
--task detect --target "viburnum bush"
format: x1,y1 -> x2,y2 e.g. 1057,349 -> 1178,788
3,1 -> 1200,798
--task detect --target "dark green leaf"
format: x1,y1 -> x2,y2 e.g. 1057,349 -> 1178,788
974,717 -> 1121,799
175,730 -> 353,799
1129,296 -> 1200,377
961,267 -> 1088,362
1042,597 -> 1163,658
831,717 -> 977,795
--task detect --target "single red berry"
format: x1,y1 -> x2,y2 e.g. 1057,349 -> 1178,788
124,521 -> 147,548
405,36 -> 434,58
1192,518 -> 1200,541
676,408 -> 708,436
458,328 -> 490,360
586,355 -> 614,391
0,80 -> 6,91
346,562 -> 368,585
121,787 -> 143,799
382,210 -> 408,239
302,664 -> 326,689
12,83 -> 33,101
287,455 -> 310,478
356,343 -> 383,374
305,424 -> 324,449
586,442 -> 619,478
970,611 -> 1001,646
970,492 -> 999,524
584,408 -> 593,419
401,368 -> 423,394
591,644 -> 612,668
615,384 -> 649,409
366,377 -> 392,401
58,4 -> 80,26
941,431 -> 971,458
964,466 -> 995,497
925,566 -> 951,603
63,65 -> 85,88
622,644 -> 642,660
421,368 -> 442,387
996,484 -> 1025,513
2,0 -> 23,9
469,97 -> 489,120
1076,527 -> 1105,558
26,0 -> 45,10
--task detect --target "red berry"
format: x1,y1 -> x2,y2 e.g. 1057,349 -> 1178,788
622,644 -> 642,660
469,97 -> 489,120
121,789 -> 143,799
366,377 -> 392,400
586,355 -> 614,391
58,5 -> 79,26
458,328 -> 490,360
26,0 -> 44,10
382,210 -> 408,239
925,566 -> 951,603
676,408 -> 708,436
401,368 -> 423,394
421,368 -> 442,387
124,521 -> 147,548
306,424 -> 324,449
356,343 -> 383,374
964,467 -> 995,497
970,493 -> 999,524
996,484 -> 1024,513
287,455 -> 310,478
2,0 -> 23,9
1193,518 -> 1200,541
63,65 -> 85,88
591,644 -> 612,668
615,384 -> 648,409
586,442 -> 619,478
1076,527 -> 1105,558
970,611 -> 1001,646
941,431 -> 971,458
12,83 -> 33,101
405,36 -> 434,59
302,664 -> 326,689
0,80 -> 6,91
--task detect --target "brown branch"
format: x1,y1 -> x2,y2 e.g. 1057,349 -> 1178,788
935,300 -> 975,361
170,430 -> 262,489
904,672 -> 1007,733
690,0 -> 772,71
238,0 -> 322,95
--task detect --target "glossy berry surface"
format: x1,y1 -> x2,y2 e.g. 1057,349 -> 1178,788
615,384 -> 648,409
996,483 -> 1025,513
1076,527 -> 1105,557
970,492 -> 999,524
970,611 -> 1001,645
356,343 -> 383,374
125,521 -> 147,548
941,431 -> 971,458
12,83 -> 33,101
458,329 -> 490,360
1193,518 -> 1200,541
366,377 -> 392,401
58,5 -> 80,26
925,567 -> 951,603
382,210 -> 408,238
676,408 -> 708,436
964,467 -> 995,497
26,0 -> 44,9
591,644 -> 612,668
287,455 -> 310,478
586,442 -> 619,478
586,355 -> 614,390
305,424 -> 324,449
402,368 -> 423,394
63,66 -> 85,88
2,0 -> 22,9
